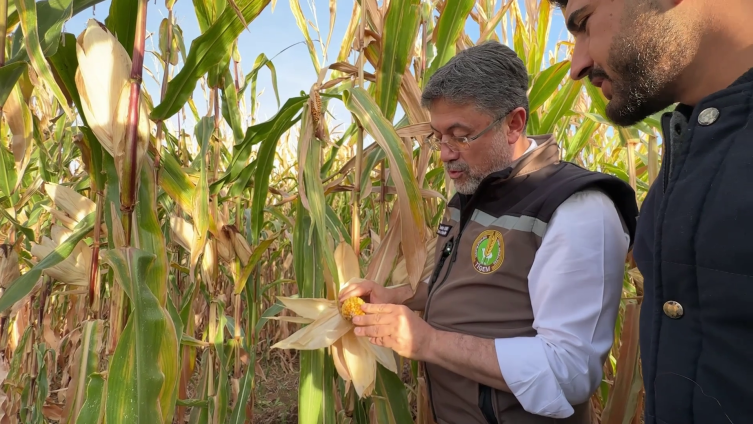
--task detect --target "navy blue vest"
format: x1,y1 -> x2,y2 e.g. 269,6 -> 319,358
635,68 -> 753,424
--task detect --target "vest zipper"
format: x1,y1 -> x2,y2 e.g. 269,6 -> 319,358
423,193 -> 477,422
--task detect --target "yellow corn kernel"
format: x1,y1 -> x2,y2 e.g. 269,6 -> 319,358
341,297 -> 365,321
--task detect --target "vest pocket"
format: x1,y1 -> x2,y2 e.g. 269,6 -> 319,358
478,384 -> 499,424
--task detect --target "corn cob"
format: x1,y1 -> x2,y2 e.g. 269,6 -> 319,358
340,297 -> 365,321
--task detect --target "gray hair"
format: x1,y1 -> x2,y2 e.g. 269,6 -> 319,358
421,41 -> 529,124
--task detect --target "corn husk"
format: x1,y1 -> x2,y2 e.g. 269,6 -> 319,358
29,225 -> 92,286
45,183 -> 97,223
272,242 -> 398,397
0,245 -> 20,290
74,19 -> 151,183
391,236 -> 437,289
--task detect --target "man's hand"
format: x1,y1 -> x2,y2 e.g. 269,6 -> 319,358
351,303 -> 435,361
338,280 -> 402,305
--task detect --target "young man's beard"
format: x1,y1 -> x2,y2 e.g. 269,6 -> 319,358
603,2 -> 699,126
447,137 -> 513,195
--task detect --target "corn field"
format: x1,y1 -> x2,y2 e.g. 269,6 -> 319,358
0,0 -> 664,422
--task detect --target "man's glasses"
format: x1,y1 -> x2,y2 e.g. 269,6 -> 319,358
424,115 -> 505,152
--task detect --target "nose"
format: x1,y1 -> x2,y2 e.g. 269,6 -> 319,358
569,37 -> 593,81
439,143 -> 459,163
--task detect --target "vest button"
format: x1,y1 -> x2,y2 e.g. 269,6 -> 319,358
698,108 -> 719,126
663,301 -> 684,319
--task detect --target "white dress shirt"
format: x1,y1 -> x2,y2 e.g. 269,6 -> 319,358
493,186 -> 629,418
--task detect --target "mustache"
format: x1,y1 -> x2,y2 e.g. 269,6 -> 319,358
588,67 -> 611,83
445,161 -> 470,172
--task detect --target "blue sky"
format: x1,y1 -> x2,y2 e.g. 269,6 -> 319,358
65,1 -> 571,137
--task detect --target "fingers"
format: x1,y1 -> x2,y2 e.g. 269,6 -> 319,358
351,312 -> 394,327
353,324 -> 392,338
338,279 -> 376,301
360,302 -> 399,315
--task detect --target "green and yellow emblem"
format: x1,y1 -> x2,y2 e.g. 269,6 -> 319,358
472,230 -> 504,274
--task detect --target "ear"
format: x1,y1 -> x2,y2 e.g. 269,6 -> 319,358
505,107 -> 527,145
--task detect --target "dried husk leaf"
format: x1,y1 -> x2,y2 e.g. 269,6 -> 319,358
0,245 -> 20,289
366,343 -> 397,374
342,331 -> 376,397
41,205 -> 78,230
29,225 -> 91,286
330,338 -> 352,381
271,307 -> 351,350
201,239 -> 218,291
392,236 -> 438,289
169,215 -> 193,252
231,232 -> 253,265
45,183 -> 96,224
276,296 -> 336,320
334,242 -> 360,287
266,316 -> 315,324
75,19 -> 151,182
109,204 -> 126,249
74,20 -> 131,154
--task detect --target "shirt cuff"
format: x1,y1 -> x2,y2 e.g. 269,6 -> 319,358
495,337 -> 574,418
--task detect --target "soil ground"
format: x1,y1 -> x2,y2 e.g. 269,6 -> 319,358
252,353 -> 299,424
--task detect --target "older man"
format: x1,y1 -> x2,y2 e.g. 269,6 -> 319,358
552,0 -> 753,422
340,41 -> 638,423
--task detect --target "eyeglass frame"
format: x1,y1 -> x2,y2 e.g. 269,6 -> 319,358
424,113 -> 507,152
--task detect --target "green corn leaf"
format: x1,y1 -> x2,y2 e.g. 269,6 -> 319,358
6,0 -> 105,36
375,0 -> 421,121
527,0 -> 552,75
248,100 -> 304,243
211,310 -> 229,423
537,79 -> 583,135
13,0 -> 74,118
343,87 -> 427,288
190,118 -> 213,283
104,247 -> 179,424
226,96 -> 305,183
151,0 -> 272,121
48,33 -> 85,120
105,0 -> 138,58
0,62 -> 27,107
74,373 -> 107,424
424,0 -> 475,84
0,211 -> 95,313
371,364 -> 413,424
238,53 -> 280,109
152,149 -> 195,215
293,200 -> 335,424
221,69 -> 245,145
0,142 -> 18,201
585,79 -> 608,117
227,354 -> 255,424
528,60 -> 570,113
67,320 -> 105,424
7,0 -> 74,63
138,162 -> 180,424
564,118 -> 598,163
192,0 -> 213,32
187,349 -> 211,424
300,109 -> 339,291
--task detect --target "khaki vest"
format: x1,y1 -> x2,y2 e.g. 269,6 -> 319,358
423,136 -> 638,424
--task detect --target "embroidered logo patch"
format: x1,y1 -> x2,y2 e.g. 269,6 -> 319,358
471,230 -> 504,274
437,224 -> 452,237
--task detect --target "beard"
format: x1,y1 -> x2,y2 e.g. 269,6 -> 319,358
600,1 -> 700,126
447,136 -> 514,195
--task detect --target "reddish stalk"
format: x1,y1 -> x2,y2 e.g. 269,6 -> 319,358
88,189 -> 104,316
120,0 -> 149,246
